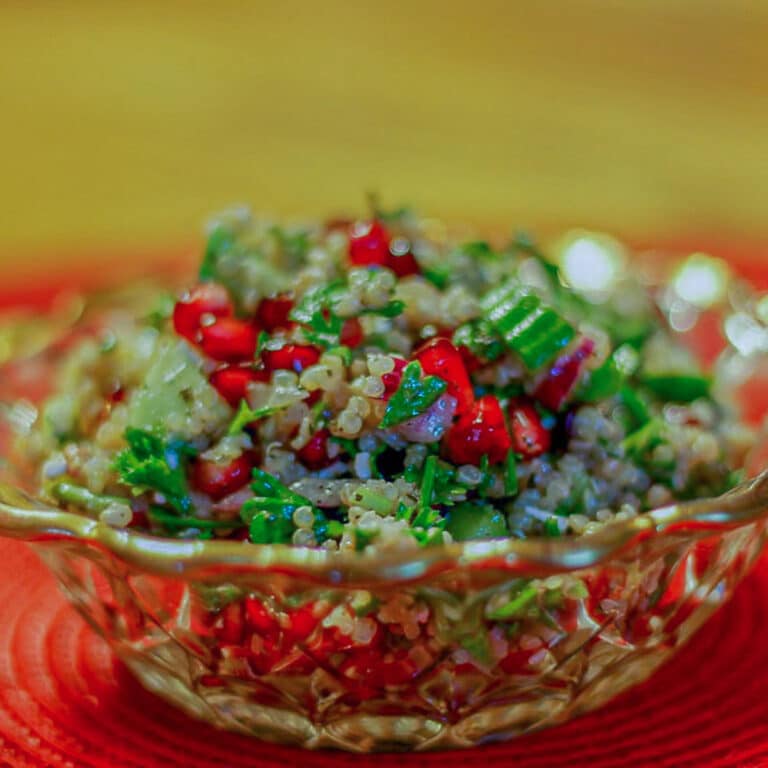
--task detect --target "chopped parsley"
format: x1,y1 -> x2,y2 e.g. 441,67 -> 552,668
227,401 -> 282,436
380,361 -> 447,428
114,428 -> 195,514
241,468 -> 318,544
199,225 -> 235,282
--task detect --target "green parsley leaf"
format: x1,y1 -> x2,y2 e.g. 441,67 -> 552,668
148,506 -> 238,532
289,281 -> 345,347
227,401 -> 282,436
488,583 -> 539,621
641,373 -> 711,403
114,428 -> 194,514
199,225 -> 235,282
504,451 -> 519,496
379,361 -> 447,428
241,468 -> 317,544
460,241 -> 496,261
361,299 -> 404,318
354,527 -> 379,552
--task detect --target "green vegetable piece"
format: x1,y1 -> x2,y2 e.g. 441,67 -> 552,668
324,345 -> 353,366
241,468 -> 317,544
248,509 -> 294,544
199,225 -> 235,282
361,300 -> 405,318
380,361 -> 447,428
354,528 -> 379,552
148,507 -> 238,531
227,401 -> 280,436
452,319 -> 505,363
289,281 -> 345,347
420,454 -> 439,508
543,517 -> 561,537
128,340 -> 230,439
489,583 -> 539,620
621,418 -> 668,458
51,481 -> 127,514
504,451 -> 519,496
460,241 -> 495,260
114,428 -> 194,514
620,386 -> 652,430
482,284 -> 575,371
422,265 -> 451,290
641,373 -> 711,403
444,501 -> 508,541
578,356 -> 625,402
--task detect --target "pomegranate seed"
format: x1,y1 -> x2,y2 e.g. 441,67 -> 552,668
348,220 -> 391,269
217,601 -> 245,644
381,357 -> 407,398
508,397 -> 551,458
173,283 -> 233,342
261,344 -> 321,374
200,318 -> 258,363
296,428 -> 334,470
386,242 -> 421,278
340,317 -> 364,348
191,454 -> 253,501
413,337 -> 474,414
285,603 -> 324,641
245,597 -> 279,634
256,294 -> 294,332
457,345 -> 484,373
209,366 -> 270,408
305,390 -> 323,407
534,339 -> 596,411
444,395 -> 512,465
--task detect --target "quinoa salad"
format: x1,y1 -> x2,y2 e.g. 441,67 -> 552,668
23,206 -> 754,552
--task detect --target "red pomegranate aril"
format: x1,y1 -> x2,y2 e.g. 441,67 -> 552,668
297,428 -> 334,470
387,247 -> 420,278
245,597 -> 279,634
381,357 -> 407,398
262,344 -> 321,374
414,337 -> 474,414
340,317 -> 364,348
256,294 -> 295,332
191,454 -> 253,501
217,602 -> 245,644
200,318 -> 258,363
534,339 -> 596,411
348,220 -> 391,269
209,366 -> 269,408
286,603 -> 325,641
444,394 -> 512,465
457,344 -> 484,373
173,283 -> 233,342
508,397 -> 551,458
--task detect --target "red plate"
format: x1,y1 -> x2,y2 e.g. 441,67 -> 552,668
0,539 -> 766,767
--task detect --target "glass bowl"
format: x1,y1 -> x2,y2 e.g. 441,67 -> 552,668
0,283 -> 767,753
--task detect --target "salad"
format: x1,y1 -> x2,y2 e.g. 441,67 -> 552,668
24,206 -> 753,552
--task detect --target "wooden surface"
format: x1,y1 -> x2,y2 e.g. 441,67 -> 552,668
1,1 -> 767,275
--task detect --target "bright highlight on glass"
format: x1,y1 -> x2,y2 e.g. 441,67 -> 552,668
558,231 -> 626,294
673,254 -> 729,309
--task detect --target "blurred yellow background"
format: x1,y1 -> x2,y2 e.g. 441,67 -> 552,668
1,1 -> 767,283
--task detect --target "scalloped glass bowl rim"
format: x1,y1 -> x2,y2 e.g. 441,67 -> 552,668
1,472 -> 767,585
